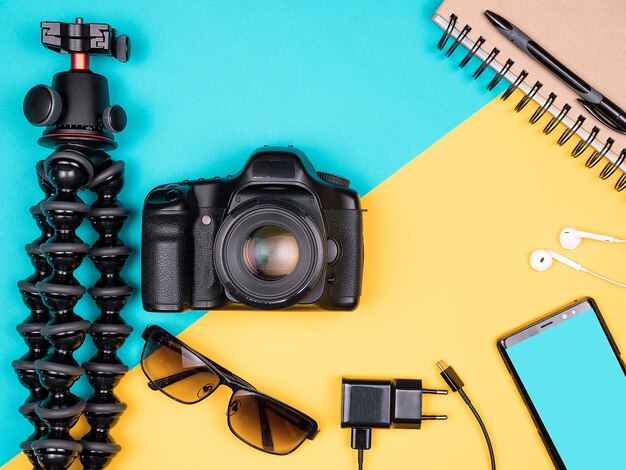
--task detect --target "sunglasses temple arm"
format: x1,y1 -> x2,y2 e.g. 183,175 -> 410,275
255,400 -> 317,447
258,398 -> 275,452
263,400 -> 314,430
147,367 -> 208,390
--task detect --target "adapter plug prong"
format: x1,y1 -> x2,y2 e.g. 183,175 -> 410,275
422,415 -> 448,420
423,388 -> 448,395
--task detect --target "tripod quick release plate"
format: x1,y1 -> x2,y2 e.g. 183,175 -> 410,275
41,19 -> 129,62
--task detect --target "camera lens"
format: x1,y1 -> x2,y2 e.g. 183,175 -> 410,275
243,225 -> 300,280
214,198 -> 325,309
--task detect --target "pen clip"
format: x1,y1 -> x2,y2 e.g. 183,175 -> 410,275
577,99 -> 626,135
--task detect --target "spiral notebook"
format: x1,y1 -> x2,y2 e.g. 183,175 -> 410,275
432,0 -> 626,191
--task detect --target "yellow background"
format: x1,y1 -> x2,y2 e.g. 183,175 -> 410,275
5,91 -> 626,469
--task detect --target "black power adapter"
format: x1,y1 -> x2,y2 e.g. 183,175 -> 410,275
341,378 -> 447,469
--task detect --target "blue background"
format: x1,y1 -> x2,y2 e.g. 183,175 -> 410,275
0,0 -> 498,464
507,308 -> 626,469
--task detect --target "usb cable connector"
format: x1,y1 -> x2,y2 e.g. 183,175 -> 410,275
437,360 -> 496,470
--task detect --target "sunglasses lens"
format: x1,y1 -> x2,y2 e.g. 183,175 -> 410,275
142,335 -> 220,404
227,390 -> 312,454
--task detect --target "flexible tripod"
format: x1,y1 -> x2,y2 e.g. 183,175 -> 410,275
15,18 -> 132,469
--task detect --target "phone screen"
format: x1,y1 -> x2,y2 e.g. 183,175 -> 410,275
502,300 -> 626,469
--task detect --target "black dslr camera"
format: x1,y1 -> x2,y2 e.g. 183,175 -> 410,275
142,147 -> 363,311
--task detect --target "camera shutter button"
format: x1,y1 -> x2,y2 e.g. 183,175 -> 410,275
317,171 -> 350,188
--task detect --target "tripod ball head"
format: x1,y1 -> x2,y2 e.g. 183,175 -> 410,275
23,18 -> 130,150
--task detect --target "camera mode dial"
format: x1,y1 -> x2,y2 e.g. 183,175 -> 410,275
317,171 -> 350,188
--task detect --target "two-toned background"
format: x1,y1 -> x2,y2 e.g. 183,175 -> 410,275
2,1 -> 625,468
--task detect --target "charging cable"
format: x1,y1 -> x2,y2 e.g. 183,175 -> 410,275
437,360 -> 496,470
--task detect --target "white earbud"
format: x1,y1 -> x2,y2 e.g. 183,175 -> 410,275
530,248 -> 626,288
530,249 -> 582,272
559,226 -> 625,250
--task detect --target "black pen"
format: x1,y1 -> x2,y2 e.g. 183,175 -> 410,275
484,10 -> 626,135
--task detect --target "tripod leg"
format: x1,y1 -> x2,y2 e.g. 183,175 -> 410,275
80,158 -> 134,470
32,148 -> 94,469
13,161 -> 55,469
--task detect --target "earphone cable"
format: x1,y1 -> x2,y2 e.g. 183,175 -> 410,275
583,268 -> 626,288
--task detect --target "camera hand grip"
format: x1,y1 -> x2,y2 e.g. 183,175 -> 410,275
142,210 -> 193,312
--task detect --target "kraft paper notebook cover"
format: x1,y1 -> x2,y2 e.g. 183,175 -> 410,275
432,0 -> 626,191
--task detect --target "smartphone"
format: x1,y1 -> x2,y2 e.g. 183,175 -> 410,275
498,298 -> 626,469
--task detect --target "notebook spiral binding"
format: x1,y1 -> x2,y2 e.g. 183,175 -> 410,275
437,13 -> 626,192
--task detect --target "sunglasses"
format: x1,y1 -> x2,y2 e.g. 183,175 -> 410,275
140,325 -> 319,455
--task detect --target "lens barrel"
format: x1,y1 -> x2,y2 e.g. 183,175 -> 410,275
213,198 -> 325,309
